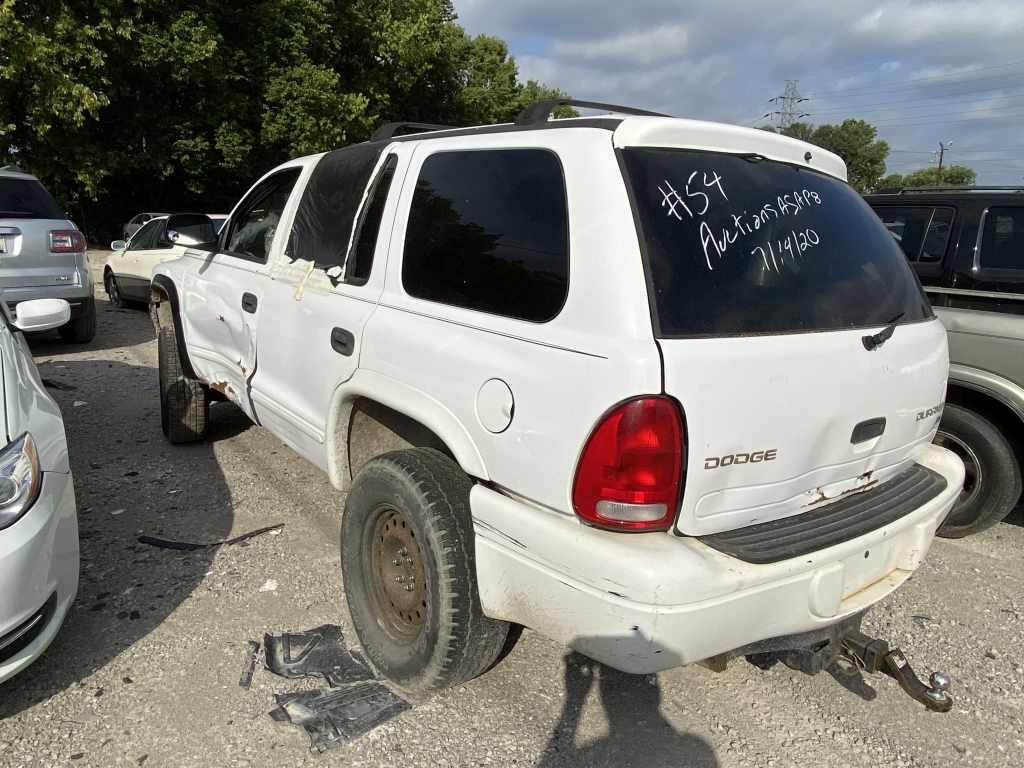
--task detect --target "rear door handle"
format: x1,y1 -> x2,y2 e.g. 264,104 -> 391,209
241,292 -> 258,313
331,327 -> 355,356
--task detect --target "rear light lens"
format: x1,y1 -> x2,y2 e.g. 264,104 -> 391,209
49,229 -> 86,253
572,396 -> 685,532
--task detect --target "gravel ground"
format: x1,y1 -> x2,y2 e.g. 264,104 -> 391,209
1,261 -> 1022,767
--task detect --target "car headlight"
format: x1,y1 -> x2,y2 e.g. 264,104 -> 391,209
0,434 -> 42,530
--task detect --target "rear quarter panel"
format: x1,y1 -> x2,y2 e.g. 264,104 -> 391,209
363,129 -> 662,514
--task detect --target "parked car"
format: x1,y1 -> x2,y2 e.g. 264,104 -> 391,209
0,166 -> 96,342
123,212 -> 168,241
104,214 -> 219,306
0,296 -> 79,683
866,187 -> 1024,537
151,102 -> 963,705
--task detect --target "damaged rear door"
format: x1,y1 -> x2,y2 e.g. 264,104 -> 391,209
179,166 -> 304,420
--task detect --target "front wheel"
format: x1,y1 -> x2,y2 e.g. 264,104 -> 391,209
158,325 -> 209,443
104,271 -> 125,308
341,448 -> 509,694
935,404 -> 1022,538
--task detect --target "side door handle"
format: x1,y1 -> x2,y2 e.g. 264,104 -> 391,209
331,327 -> 355,357
241,292 -> 258,313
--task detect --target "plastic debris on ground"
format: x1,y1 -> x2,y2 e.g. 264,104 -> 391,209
269,682 -> 411,753
137,523 -> 284,551
260,624 -> 411,752
264,624 -> 374,686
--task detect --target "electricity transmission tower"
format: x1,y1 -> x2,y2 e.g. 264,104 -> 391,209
764,80 -> 810,129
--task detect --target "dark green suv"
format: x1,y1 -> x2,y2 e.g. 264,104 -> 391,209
866,187 -> 1024,537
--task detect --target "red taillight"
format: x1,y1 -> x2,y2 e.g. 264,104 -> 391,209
48,230 -> 86,253
572,396 -> 685,532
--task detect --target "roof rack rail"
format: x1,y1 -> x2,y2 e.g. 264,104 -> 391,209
370,122 -> 461,141
874,185 -> 1024,195
514,98 -> 670,126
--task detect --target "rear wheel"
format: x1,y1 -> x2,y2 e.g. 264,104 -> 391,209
341,448 -> 509,694
58,296 -> 96,343
158,325 -> 209,443
935,404 -> 1022,538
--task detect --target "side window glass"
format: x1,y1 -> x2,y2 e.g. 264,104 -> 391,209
920,208 -> 954,262
980,207 -> 1024,272
872,206 -> 932,261
223,168 -> 301,262
129,220 -> 159,250
346,154 -> 398,285
401,149 -> 569,322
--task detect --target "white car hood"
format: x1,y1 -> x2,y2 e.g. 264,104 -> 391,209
0,324 -> 70,473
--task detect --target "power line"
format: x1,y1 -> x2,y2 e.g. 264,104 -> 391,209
812,88 -> 1024,117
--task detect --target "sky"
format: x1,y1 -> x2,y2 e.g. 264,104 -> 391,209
453,0 -> 1024,184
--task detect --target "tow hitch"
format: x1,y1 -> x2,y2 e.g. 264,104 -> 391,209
837,629 -> 952,713
728,615 -> 953,712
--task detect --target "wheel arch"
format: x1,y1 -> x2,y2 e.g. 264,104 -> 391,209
326,371 -> 488,492
946,368 -> 1024,469
150,274 -> 199,380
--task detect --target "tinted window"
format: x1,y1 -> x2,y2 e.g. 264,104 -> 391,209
347,155 -> 398,284
224,169 -> 301,262
0,177 -> 63,219
623,148 -> 932,336
920,208 -> 954,262
872,206 -> 953,263
980,207 -> 1024,272
129,219 -> 163,250
402,149 -> 569,322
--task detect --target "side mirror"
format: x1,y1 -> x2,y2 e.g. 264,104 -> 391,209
111,239 -> 127,251
13,299 -> 71,333
164,213 -> 217,248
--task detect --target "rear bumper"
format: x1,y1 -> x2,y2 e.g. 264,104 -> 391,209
0,265 -> 94,310
0,472 -> 79,683
472,442 -> 963,674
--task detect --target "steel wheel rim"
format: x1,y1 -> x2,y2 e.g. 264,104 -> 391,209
935,430 -> 983,512
367,505 -> 427,643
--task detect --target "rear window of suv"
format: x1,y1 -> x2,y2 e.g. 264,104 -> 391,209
622,148 -> 932,337
0,177 -> 64,219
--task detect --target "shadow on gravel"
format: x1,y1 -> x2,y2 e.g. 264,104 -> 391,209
24,300 -> 155,356
536,653 -> 718,768
0,357 -> 233,718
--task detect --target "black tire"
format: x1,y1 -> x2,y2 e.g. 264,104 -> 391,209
104,271 -> 125,308
57,296 -> 96,343
341,448 -> 509,694
158,325 -> 209,443
935,404 -> 1022,538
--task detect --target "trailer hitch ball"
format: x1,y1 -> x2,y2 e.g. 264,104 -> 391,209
839,631 -> 953,713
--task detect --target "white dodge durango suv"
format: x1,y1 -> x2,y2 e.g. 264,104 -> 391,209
151,101 -> 964,705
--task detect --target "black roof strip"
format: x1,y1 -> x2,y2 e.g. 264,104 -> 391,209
515,98 -> 670,126
370,122 -> 462,142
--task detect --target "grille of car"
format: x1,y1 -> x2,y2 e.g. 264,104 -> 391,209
697,465 -> 947,564
0,592 -> 56,664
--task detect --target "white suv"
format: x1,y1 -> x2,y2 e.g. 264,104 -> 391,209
153,101 -> 964,698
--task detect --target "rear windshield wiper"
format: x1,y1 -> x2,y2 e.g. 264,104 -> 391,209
862,312 -> 904,351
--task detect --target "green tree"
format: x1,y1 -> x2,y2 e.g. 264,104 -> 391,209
780,120 -> 890,193
881,165 -> 977,188
0,0 -> 568,240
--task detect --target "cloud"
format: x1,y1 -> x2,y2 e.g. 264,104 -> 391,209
452,0 -> 1024,183
550,24 -> 689,67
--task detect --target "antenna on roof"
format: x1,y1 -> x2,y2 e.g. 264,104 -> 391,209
514,99 -> 670,126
